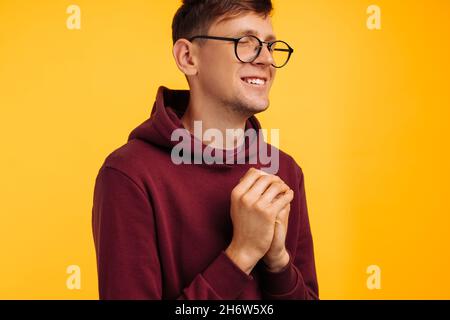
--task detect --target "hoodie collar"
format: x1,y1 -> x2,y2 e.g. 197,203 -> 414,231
129,86 -> 264,167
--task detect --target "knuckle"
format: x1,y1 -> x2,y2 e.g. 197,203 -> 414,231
241,194 -> 253,206
260,206 -> 273,218
253,201 -> 265,212
231,188 -> 240,199
287,189 -> 294,200
272,182 -> 285,193
249,167 -> 258,174
276,181 -> 286,189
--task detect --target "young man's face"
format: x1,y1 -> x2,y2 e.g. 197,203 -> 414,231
195,12 -> 277,117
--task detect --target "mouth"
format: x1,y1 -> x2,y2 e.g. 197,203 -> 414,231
240,76 -> 268,88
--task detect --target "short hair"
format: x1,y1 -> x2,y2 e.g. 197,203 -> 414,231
172,0 -> 274,44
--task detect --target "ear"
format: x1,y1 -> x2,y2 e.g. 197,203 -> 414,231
172,39 -> 198,77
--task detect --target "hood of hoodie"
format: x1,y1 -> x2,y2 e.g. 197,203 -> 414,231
128,86 -> 266,167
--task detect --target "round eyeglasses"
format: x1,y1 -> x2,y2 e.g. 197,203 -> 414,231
189,35 -> 294,69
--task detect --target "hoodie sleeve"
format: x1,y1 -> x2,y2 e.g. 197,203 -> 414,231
92,166 -> 253,300
257,165 -> 319,300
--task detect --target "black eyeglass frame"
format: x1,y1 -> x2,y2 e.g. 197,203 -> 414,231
188,35 -> 294,68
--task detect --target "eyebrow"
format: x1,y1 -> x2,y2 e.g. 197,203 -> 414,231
234,29 -> 277,42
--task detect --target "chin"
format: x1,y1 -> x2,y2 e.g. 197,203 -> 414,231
247,93 -> 269,109
252,101 -> 270,113
230,86 -> 270,115
242,99 -> 270,116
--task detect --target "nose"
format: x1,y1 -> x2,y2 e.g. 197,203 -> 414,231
253,43 -> 275,67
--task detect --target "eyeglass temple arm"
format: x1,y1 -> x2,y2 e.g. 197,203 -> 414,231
189,35 -> 238,43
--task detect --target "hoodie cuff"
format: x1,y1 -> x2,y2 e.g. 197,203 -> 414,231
259,250 -> 301,296
202,251 -> 254,300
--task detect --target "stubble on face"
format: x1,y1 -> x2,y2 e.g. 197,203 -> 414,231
221,91 -> 270,118
194,13 -> 277,120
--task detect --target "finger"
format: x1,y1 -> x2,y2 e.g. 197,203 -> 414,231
233,168 -> 267,196
274,217 -> 287,242
270,189 -> 294,213
245,174 -> 282,201
259,181 -> 290,206
239,167 -> 266,181
276,203 -> 291,225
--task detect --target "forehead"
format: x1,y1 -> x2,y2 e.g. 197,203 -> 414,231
209,12 -> 276,41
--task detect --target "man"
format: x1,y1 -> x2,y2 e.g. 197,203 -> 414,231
92,0 -> 319,300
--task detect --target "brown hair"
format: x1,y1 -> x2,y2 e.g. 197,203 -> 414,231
172,0 -> 273,44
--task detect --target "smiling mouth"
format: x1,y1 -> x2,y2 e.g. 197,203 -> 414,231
241,77 -> 267,87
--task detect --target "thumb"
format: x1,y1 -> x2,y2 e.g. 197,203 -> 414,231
277,203 -> 290,225
274,219 -> 286,239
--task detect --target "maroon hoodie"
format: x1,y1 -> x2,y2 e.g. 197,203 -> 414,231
92,86 -> 319,300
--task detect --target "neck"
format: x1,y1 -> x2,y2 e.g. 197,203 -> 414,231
181,89 -> 249,150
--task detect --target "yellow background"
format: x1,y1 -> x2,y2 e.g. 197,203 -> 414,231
1,0 -> 449,299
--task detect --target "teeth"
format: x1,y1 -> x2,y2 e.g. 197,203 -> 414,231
244,78 -> 266,86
